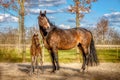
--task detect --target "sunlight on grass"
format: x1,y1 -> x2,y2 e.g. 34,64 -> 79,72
0,48 -> 120,63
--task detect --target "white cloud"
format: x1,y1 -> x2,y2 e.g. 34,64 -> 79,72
25,0 -> 66,8
67,18 -> 75,23
48,16 -> 55,19
29,8 -> 60,14
0,15 -> 4,22
38,0 -> 66,7
24,0 -> 67,15
104,12 -> 120,17
103,12 -> 120,27
0,14 -> 18,23
59,24 -> 70,29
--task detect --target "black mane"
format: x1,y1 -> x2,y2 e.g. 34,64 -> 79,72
39,25 -> 48,36
47,17 -> 56,29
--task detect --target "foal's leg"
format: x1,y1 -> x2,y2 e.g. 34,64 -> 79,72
36,56 -> 39,75
30,56 -> 35,75
40,54 -> 44,73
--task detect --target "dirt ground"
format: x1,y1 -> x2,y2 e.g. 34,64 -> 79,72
0,63 -> 120,80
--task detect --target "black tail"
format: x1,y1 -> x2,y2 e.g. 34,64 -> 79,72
87,38 -> 99,66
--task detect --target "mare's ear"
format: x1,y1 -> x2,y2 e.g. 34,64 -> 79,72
44,10 -> 46,15
33,33 -> 35,36
40,10 -> 42,15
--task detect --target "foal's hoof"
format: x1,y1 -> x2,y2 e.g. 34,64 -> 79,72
41,71 -> 44,74
29,72 -> 33,76
55,70 -> 60,74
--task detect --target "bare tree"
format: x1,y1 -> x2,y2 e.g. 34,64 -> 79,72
68,0 -> 96,28
0,27 -> 18,44
108,29 -> 120,45
96,18 -> 109,44
68,0 -> 96,54
0,0 -> 26,62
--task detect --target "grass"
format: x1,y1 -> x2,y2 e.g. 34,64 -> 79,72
97,49 -> 120,62
0,49 -> 22,62
0,48 -> 120,63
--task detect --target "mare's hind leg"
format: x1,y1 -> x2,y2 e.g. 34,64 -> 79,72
78,44 -> 86,72
81,45 -> 90,72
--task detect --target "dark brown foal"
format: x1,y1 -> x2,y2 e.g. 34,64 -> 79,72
30,33 -> 43,75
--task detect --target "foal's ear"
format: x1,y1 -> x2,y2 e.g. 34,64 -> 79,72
40,10 -> 42,15
36,33 -> 38,36
44,10 -> 46,15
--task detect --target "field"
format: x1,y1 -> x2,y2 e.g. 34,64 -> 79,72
0,48 -> 120,63
0,47 -> 120,80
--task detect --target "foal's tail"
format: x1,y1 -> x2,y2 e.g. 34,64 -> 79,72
88,38 -> 99,66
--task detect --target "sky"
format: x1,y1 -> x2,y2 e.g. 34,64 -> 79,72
0,0 -> 120,31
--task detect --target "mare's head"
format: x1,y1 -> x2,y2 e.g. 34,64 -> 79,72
38,11 -> 50,30
32,33 -> 40,47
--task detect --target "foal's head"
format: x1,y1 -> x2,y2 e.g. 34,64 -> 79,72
32,33 -> 40,47
38,11 -> 50,29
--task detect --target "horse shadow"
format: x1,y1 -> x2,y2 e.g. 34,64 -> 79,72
17,63 -> 120,80
17,63 -> 80,74
17,64 -> 30,74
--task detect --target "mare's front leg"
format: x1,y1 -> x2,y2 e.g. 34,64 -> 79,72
51,48 -> 60,73
50,50 -> 56,73
53,49 -> 60,71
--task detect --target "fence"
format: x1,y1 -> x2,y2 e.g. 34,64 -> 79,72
0,44 -> 120,61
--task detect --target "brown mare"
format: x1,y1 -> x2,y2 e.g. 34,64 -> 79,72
30,33 -> 43,75
38,11 -> 99,73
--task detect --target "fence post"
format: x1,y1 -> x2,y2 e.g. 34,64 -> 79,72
117,45 -> 118,59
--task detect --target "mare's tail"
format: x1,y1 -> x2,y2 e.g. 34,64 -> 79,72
87,38 -> 99,66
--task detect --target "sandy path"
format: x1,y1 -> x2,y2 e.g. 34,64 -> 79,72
0,63 -> 120,80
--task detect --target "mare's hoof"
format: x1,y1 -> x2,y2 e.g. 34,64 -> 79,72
50,70 -> 55,73
79,69 -> 88,73
50,70 -> 59,73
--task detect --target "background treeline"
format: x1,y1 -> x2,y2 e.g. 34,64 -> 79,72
0,18 -> 120,45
